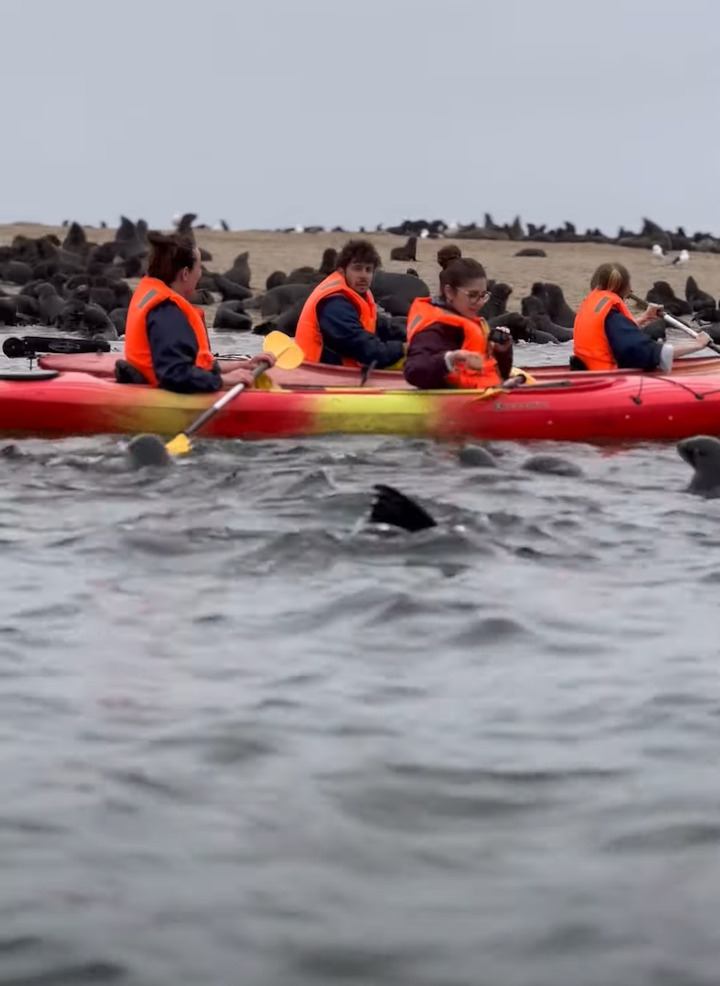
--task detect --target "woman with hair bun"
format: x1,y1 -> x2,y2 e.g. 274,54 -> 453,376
573,262 -> 710,372
403,257 -> 513,390
119,231 -> 273,392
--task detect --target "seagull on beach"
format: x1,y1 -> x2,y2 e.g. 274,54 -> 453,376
652,243 -> 690,267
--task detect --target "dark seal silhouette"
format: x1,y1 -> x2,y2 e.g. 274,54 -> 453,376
677,436 -> 720,496
370,485 -> 437,532
390,236 -> 418,262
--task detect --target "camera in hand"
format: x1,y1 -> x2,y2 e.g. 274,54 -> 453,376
489,327 -> 510,345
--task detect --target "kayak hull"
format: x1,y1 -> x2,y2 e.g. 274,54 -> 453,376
2,371 -> 720,444
36,352 -> 720,389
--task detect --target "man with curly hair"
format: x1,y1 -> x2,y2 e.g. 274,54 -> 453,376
295,239 -> 405,368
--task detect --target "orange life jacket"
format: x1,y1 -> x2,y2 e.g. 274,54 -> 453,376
295,272 -> 377,366
573,289 -> 636,371
124,276 -> 215,386
406,297 -> 502,389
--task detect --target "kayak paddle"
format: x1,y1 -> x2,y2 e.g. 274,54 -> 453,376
628,292 -> 720,355
126,331 -> 303,467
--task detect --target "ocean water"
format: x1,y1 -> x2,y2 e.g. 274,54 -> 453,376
0,336 -> 719,985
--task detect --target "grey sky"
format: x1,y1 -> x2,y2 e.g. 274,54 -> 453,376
2,0 -> 718,234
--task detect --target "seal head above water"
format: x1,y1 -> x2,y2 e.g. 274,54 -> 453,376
677,435 -> 720,496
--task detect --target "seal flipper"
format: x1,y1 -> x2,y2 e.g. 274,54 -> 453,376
370,484 -> 437,532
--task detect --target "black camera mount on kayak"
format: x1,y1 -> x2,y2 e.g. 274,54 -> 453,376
2,335 -> 112,368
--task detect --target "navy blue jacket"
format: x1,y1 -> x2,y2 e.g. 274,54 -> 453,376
147,300 -> 222,393
316,296 -> 405,368
604,310 -> 663,370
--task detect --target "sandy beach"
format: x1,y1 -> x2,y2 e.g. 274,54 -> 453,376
2,222 -> 719,314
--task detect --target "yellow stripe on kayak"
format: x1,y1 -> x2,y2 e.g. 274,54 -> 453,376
311,390 -> 440,436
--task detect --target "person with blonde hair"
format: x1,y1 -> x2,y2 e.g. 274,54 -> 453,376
573,262 -> 710,372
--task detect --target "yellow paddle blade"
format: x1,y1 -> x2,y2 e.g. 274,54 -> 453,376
252,370 -> 280,391
165,432 -> 193,457
262,330 -> 304,369
510,366 -> 538,385
468,387 -> 504,402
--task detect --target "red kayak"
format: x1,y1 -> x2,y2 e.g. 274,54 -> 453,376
36,352 -> 720,388
1,369 -> 719,444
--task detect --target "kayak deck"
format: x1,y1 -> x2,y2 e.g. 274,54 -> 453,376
35,352 -> 720,389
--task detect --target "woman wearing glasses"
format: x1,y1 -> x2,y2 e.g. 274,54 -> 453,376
403,257 -> 513,390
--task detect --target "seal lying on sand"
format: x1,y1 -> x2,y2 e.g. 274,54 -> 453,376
677,435 -> 720,496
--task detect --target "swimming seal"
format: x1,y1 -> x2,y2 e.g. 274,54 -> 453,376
677,435 -> 720,496
458,445 -> 498,468
521,455 -> 583,477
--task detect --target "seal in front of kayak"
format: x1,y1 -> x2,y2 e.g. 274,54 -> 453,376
127,434 -> 172,470
521,455 -> 583,478
458,445 -> 498,468
677,435 -> 720,496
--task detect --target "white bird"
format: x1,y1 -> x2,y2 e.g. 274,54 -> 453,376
293,224 -> 304,233
420,228 -> 430,239
651,243 -> 664,259
171,214 -> 181,228
672,249 -> 690,267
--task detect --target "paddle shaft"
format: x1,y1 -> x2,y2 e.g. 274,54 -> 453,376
628,292 -> 720,355
182,359 -> 270,439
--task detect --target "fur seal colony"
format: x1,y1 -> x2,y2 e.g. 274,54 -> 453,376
4,213 -> 720,344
